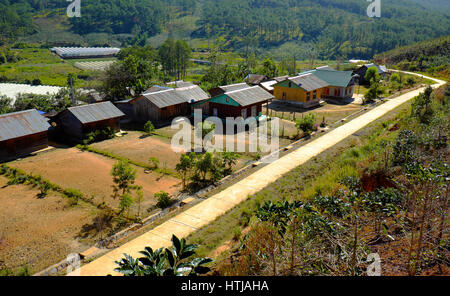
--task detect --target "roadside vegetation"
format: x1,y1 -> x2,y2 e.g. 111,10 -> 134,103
185,84 -> 449,276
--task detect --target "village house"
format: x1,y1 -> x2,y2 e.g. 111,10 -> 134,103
130,84 -> 209,124
0,109 -> 50,159
353,63 -> 389,85
245,74 -> 269,86
301,67 -> 358,99
195,85 -> 273,120
258,76 -> 290,94
54,101 -> 124,142
208,82 -> 250,98
273,74 -> 329,108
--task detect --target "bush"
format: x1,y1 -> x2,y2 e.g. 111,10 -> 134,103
149,157 -> 160,169
155,191 -> 172,209
83,127 -> 115,144
295,113 -> 316,136
143,121 -> 155,134
63,188 -> 84,205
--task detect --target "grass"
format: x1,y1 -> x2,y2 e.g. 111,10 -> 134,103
0,47 -> 102,87
186,97 -> 414,258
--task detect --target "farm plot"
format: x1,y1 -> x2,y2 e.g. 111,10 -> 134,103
9,148 -> 182,212
73,60 -> 115,71
90,131 -> 184,172
265,102 -> 364,125
0,176 -> 94,274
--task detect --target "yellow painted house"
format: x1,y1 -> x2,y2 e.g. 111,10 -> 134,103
273,73 -> 329,108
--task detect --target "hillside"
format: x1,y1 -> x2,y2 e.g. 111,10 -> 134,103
375,35 -> 450,80
1,0 -> 450,60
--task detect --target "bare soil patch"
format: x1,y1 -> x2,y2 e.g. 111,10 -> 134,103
9,148 -> 182,211
0,176 -> 94,273
90,131 -> 184,171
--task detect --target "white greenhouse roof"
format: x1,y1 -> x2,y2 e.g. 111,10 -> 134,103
0,83 -> 62,105
51,47 -> 121,58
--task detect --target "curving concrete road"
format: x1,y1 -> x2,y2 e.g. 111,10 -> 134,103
69,73 -> 445,276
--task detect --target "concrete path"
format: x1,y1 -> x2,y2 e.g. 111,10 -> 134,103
70,75 -> 445,276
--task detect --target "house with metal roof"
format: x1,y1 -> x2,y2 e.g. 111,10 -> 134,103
353,63 -> 390,85
0,109 -> 51,158
208,83 -> 250,98
273,74 -> 329,108
54,101 -> 124,142
194,85 -> 273,120
300,68 -> 358,99
245,74 -> 269,86
130,84 -> 209,124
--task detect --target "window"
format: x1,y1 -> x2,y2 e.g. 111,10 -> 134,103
213,108 -> 218,117
282,92 -> 286,100
288,82 -> 292,88
313,90 -> 317,99
226,97 -> 229,103
306,92 -> 311,101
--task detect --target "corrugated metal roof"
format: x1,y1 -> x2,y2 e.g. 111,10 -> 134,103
220,83 -> 249,93
300,69 -> 355,87
226,86 -> 273,107
142,89 -> 185,108
141,85 -> 209,108
245,74 -> 268,85
287,74 -> 329,91
260,80 -> 278,92
0,109 -> 50,141
67,101 -> 124,124
176,85 -> 209,103
364,63 -> 388,74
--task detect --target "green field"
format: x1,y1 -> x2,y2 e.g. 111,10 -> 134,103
0,47 -> 103,87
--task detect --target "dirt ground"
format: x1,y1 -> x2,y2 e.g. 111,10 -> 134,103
265,101 -> 364,125
0,176 -> 94,274
90,131 -> 184,171
9,148 -> 182,211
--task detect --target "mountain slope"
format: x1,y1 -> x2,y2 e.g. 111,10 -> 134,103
2,0 -> 450,60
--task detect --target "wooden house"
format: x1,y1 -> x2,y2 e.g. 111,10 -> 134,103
208,83 -> 250,98
245,74 -> 269,86
353,63 -> 389,85
273,74 -> 329,108
130,84 -> 209,124
196,86 -> 273,120
54,101 -> 124,141
0,109 -> 50,158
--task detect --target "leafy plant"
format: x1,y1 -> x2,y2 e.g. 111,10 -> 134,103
115,235 -> 213,276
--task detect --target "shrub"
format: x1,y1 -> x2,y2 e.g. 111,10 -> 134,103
143,121 -> 155,135
155,191 -> 172,209
295,113 -> 316,136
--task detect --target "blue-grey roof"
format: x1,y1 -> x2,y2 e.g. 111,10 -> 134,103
67,101 -> 124,124
0,109 -> 50,141
364,63 -> 388,74
139,85 -> 209,108
286,74 -> 329,91
226,86 -> 273,106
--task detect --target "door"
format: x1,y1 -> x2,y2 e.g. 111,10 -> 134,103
251,105 -> 257,117
241,108 -> 247,119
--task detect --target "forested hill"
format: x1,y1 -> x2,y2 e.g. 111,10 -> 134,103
1,0 -> 450,59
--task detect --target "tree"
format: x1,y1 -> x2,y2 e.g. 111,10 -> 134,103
222,152 -> 240,174
158,39 -> 191,80
295,113 -> 316,136
176,153 -> 195,189
115,235 -> 213,276
0,96 -> 12,114
144,121 -> 155,135
155,191 -> 172,209
111,160 -> 137,215
258,58 -> 277,78
364,67 -> 380,86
